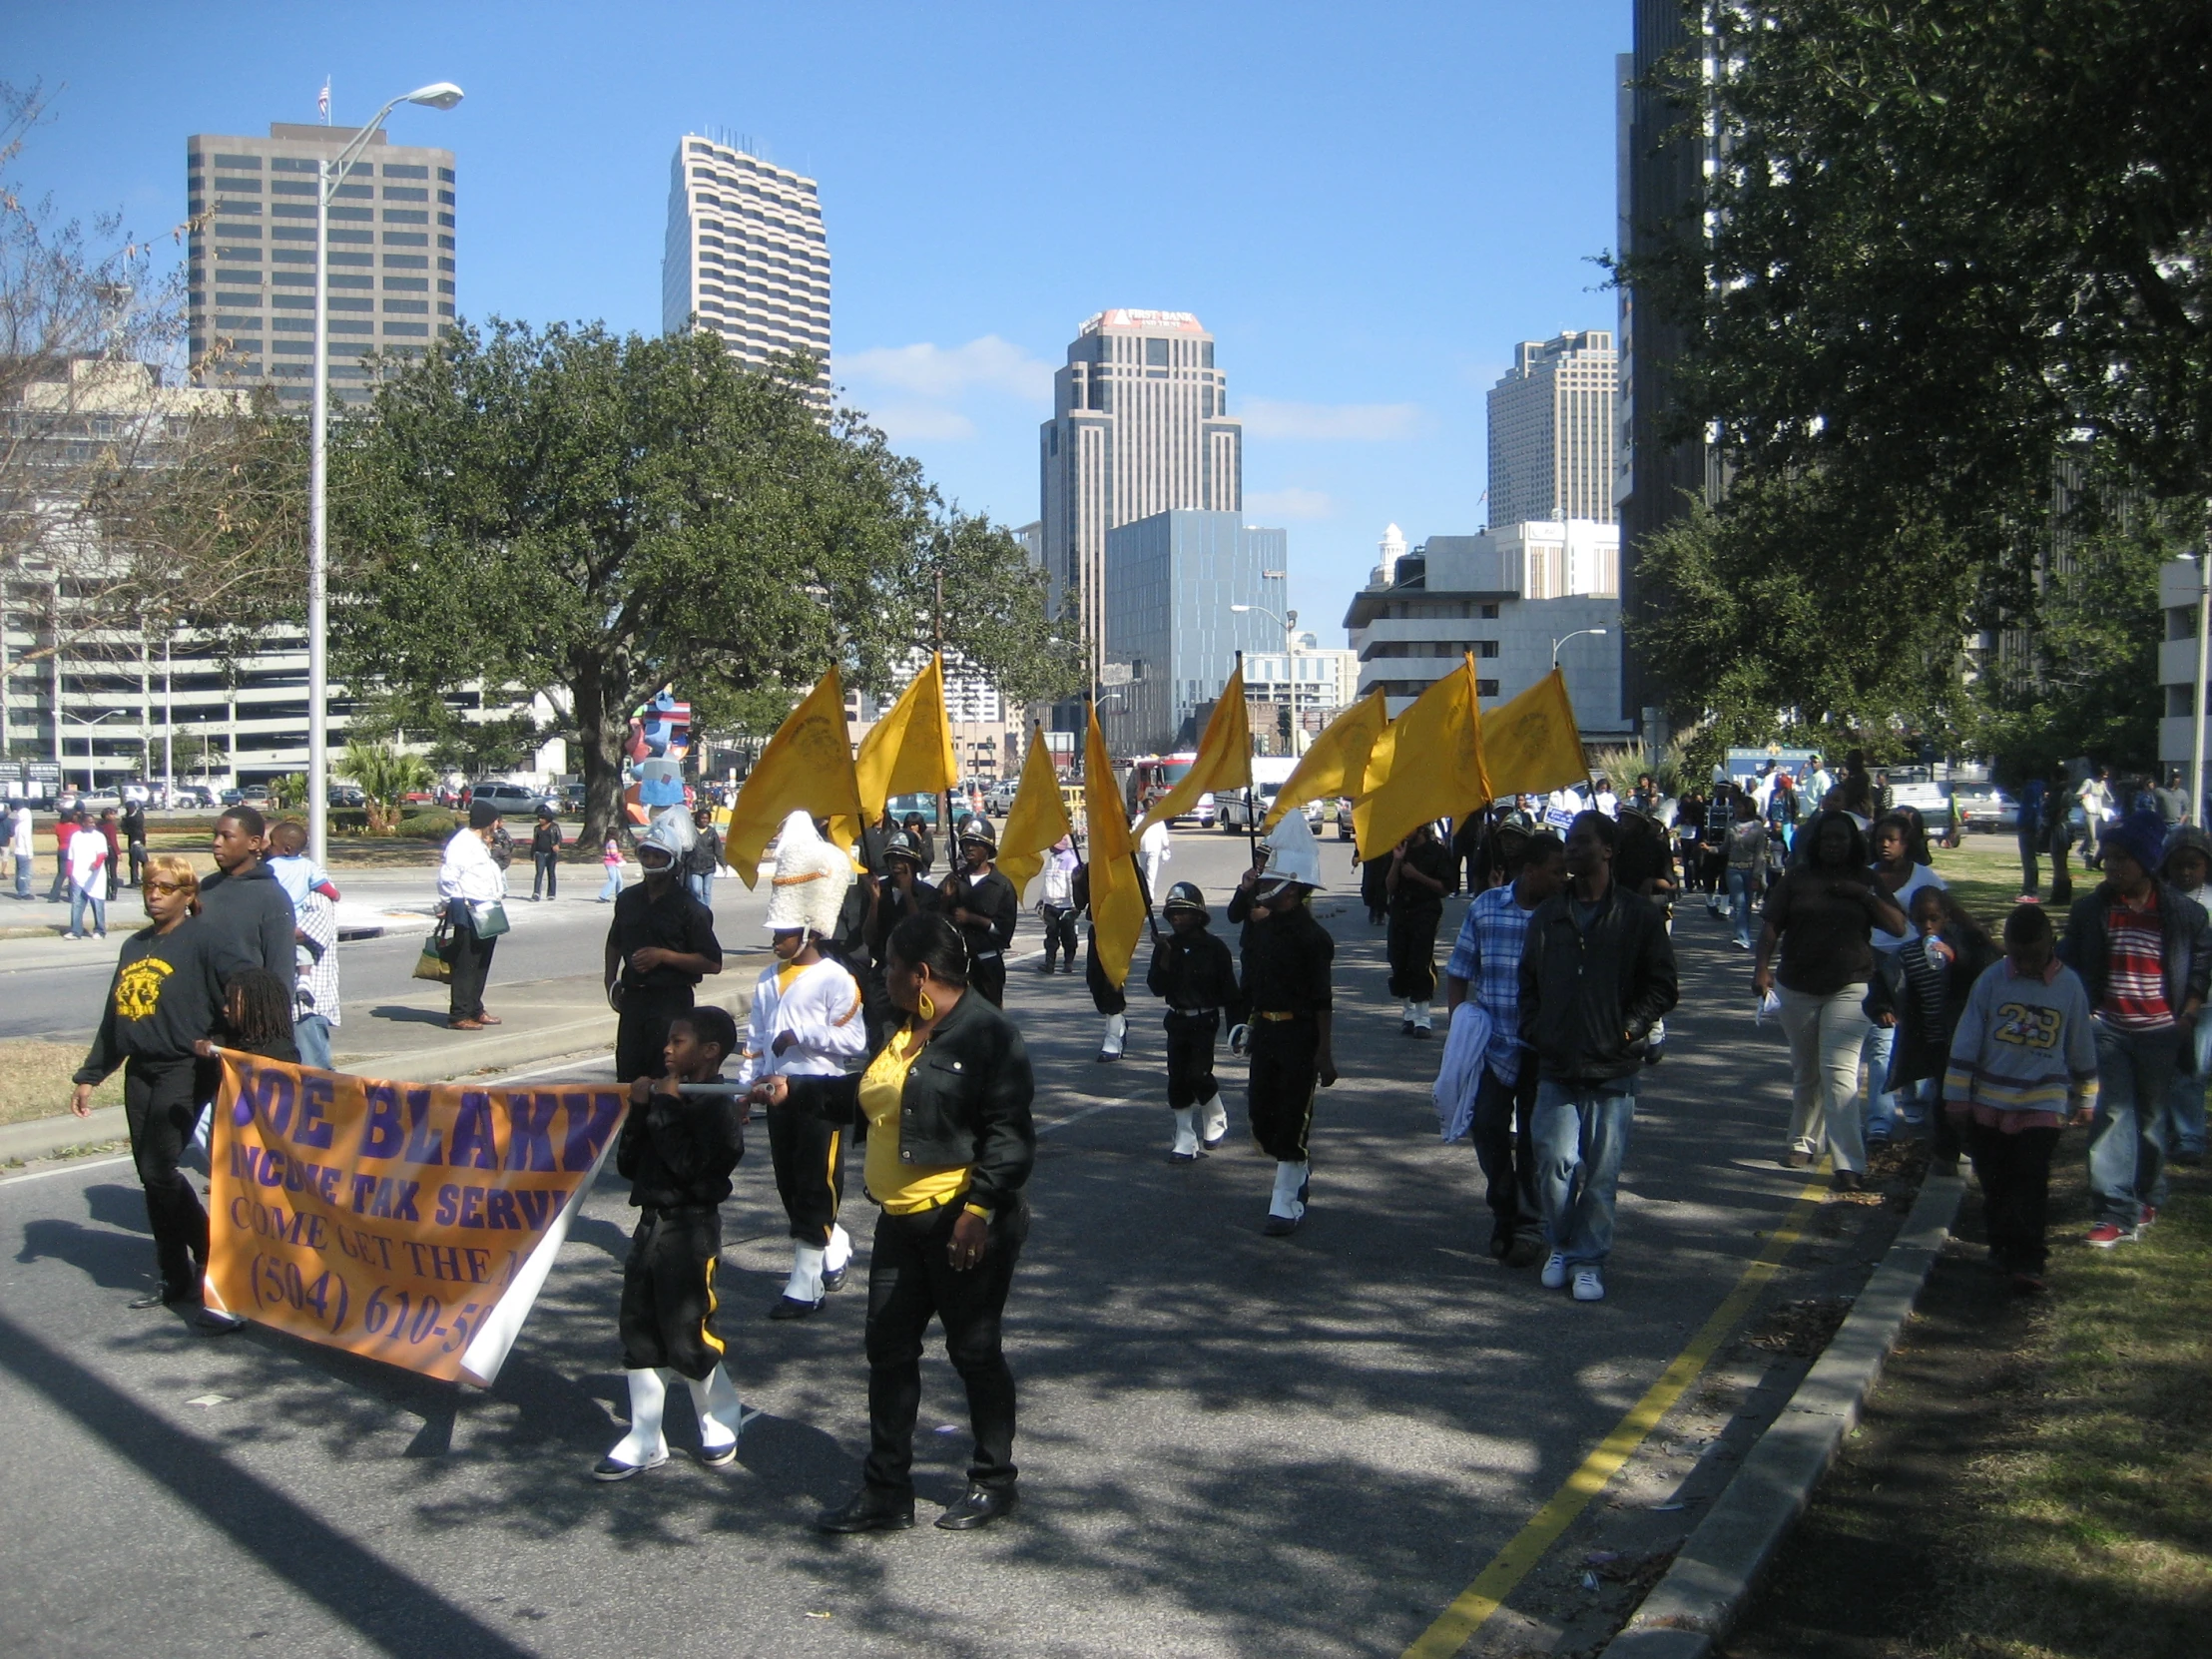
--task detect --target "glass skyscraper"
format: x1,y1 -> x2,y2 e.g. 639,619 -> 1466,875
1104,510 -> 1284,755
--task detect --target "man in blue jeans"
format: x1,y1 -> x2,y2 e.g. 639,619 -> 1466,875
1518,811 -> 1678,1303
2058,809 -> 2210,1245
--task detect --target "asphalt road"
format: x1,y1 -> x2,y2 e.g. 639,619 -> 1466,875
0,834 -> 1819,1658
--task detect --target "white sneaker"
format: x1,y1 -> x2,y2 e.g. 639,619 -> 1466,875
1540,1251 -> 1568,1289
1571,1267 -> 1605,1303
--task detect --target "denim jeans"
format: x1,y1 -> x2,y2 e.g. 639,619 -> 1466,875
598,867 -> 622,901
68,881 -> 105,937
1471,1064 -> 1541,1248
1532,1079 -> 1635,1267
1726,867 -> 1756,947
12,851 -> 29,898
2088,1020 -> 2177,1226
293,1014 -> 333,1071
2161,1015 -> 2210,1165
688,871 -> 715,906
1777,984 -> 1871,1172
1861,1016 -> 1902,1142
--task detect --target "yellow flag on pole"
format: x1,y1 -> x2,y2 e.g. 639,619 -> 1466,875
1137,662 -> 1251,832
851,652 -> 958,825
1354,656 -> 1492,861
1084,704 -> 1148,989
995,724 -> 1074,896
724,666 -> 864,885
1480,667 -> 1590,801
1261,687 -> 1389,830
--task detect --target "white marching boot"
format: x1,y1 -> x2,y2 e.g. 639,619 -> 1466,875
687,1366 -> 747,1467
596,1368 -> 671,1479
1097,1012 -> 1126,1062
1170,1108 -> 1200,1161
1198,1091 -> 1229,1149
773,1244 -> 827,1318
1263,1160 -> 1310,1237
1412,1000 -> 1434,1035
823,1223 -> 853,1292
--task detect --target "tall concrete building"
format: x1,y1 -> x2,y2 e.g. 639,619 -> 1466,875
186,123 -> 456,405
1102,510 -> 1280,755
1039,309 -> 1243,696
1486,330 -> 1618,529
662,135 -> 830,379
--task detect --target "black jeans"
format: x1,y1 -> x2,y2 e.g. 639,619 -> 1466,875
968,954 -> 1006,1008
447,912 -> 496,1021
1471,1063 -> 1541,1249
1039,906 -> 1077,970
2017,829 -> 2040,897
614,987 -> 693,1083
1963,1119 -> 2060,1273
126,1057 -> 209,1297
864,1198 -> 1027,1495
532,849 -> 559,899
1163,1008 -> 1221,1108
1386,907 -> 1442,1000
1247,1017 -> 1319,1161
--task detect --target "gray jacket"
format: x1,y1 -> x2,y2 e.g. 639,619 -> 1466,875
2058,878 -> 2211,1019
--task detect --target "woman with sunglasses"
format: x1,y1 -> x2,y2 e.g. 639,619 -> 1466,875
750,911 -> 1035,1535
68,853 -> 259,1324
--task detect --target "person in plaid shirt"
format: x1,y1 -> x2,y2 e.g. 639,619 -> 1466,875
1442,830 -> 1567,1264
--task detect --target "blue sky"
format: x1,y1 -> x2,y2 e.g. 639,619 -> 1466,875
11,1 -> 1629,646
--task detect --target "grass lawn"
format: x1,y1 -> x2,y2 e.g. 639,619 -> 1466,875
1926,832 -> 2036,930
0,1039 -> 122,1127
1934,1163 -> 2212,1657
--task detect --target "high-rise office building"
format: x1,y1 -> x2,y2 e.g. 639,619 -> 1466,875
1039,309 -> 1243,695
1102,510 -> 1281,755
662,135 -> 830,380
185,123 -> 456,405
1486,330 -> 1618,529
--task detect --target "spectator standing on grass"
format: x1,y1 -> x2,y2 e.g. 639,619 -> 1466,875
2160,828 -> 2212,1168
65,816 -> 110,940
11,802 -> 34,900
2155,768 -> 2191,830
48,807 -> 76,901
2058,810 -> 2211,1247
120,799 -> 148,889
1943,903 -> 2098,1294
1517,812 -> 1678,1304
2015,774 -> 2047,900
99,809 -> 124,902
2077,768 -> 2114,869
1756,811 -> 1909,1186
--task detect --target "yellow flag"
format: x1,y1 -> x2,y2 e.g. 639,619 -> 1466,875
852,652 -> 958,825
1481,667 -> 1590,801
1084,704 -> 1148,989
1261,687 -> 1388,830
995,724 -> 1074,896
724,667 -> 865,885
1137,663 -> 1251,832
1354,656 -> 1492,860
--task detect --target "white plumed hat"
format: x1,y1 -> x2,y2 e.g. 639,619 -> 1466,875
764,810 -> 852,936
1258,811 -> 1325,890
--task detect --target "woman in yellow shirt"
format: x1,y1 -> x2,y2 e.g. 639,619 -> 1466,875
753,912 -> 1036,1534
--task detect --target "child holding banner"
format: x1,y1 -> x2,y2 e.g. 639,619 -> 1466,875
599,1004 -> 750,1480
70,853 -> 258,1325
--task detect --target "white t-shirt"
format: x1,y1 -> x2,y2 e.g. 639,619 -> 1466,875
67,827 -> 108,887
1872,862 -> 1946,953
9,810 -> 31,856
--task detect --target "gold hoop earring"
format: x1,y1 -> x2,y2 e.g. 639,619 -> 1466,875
917,988 -> 936,1022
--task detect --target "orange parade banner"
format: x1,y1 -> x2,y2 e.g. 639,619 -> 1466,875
203,1053 -> 625,1385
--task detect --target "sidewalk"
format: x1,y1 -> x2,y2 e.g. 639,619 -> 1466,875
0,967 -> 757,1166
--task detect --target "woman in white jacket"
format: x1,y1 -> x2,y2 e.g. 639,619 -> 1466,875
438,801 -> 509,1029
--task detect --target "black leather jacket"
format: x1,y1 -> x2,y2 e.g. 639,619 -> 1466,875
1518,880 -> 1679,1083
784,986 -> 1035,1212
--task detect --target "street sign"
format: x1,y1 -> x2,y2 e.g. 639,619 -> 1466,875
1099,662 -> 1134,687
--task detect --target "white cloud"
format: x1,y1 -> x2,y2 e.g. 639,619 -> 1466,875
1246,487 -> 1336,521
1237,398 -> 1421,441
860,403 -> 978,443
835,335 -> 1053,401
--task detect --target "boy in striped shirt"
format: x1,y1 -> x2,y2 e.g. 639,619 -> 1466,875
1945,904 -> 2097,1292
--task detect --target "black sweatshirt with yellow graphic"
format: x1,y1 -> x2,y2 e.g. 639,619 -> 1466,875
74,917 -> 258,1082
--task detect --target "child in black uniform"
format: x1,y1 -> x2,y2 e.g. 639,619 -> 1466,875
596,1004 -> 750,1480
1147,882 -> 1244,1161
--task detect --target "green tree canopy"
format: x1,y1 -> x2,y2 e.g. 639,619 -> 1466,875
329,320 -> 1077,841
1619,0 -> 2212,755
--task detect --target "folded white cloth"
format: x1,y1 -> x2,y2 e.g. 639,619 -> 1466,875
1432,1003 -> 1491,1144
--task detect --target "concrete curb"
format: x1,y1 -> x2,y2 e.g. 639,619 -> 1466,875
1599,1172 -> 1966,1659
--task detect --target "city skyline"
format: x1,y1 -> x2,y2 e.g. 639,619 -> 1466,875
660,133 -> 830,384
11,1 -> 1629,645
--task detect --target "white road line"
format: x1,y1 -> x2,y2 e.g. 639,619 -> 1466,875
1035,1100 -> 1143,1136
0,1154 -> 133,1188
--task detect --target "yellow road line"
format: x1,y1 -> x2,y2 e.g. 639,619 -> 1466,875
1401,1169 -> 1831,1659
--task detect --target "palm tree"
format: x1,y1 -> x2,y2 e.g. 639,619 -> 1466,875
339,739 -> 432,833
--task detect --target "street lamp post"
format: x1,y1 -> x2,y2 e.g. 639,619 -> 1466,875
307,82 -> 462,866
1231,601 -> 1300,753
73,709 -> 126,794
2192,549 -> 2210,826
1552,626 -> 1609,667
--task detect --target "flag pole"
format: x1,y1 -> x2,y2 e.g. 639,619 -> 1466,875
1238,650 -> 1261,870
1103,692 -> 1164,943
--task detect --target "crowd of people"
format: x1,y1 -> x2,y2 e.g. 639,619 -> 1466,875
56,751 -> 2210,1532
